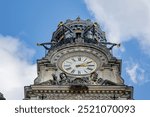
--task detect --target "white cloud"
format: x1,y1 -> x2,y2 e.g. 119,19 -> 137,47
125,63 -> 145,84
85,0 -> 150,54
0,35 -> 36,99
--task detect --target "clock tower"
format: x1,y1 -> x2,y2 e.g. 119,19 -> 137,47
24,17 -> 133,100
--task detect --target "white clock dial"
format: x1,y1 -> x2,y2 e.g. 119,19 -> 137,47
62,56 -> 97,75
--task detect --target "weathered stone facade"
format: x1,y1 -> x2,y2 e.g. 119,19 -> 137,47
24,17 -> 133,100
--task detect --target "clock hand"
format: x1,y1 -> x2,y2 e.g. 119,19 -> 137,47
76,64 -> 87,67
76,61 -> 94,67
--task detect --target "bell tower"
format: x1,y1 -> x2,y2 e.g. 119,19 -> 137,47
24,17 -> 133,100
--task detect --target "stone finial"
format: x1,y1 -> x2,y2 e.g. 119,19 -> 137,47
58,21 -> 63,27
76,16 -> 81,21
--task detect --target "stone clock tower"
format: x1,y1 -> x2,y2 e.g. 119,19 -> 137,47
24,17 -> 133,100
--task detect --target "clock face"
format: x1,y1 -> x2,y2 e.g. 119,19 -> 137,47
62,56 -> 97,75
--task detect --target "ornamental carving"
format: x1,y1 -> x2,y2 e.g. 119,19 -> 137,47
39,72 -> 118,86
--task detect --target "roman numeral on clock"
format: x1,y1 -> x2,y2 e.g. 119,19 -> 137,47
65,67 -> 72,71
84,58 -> 87,62
71,69 -> 75,73
71,58 -> 76,62
84,70 -> 88,73
87,67 -> 93,71
64,65 -> 71,67
87,61 -> 92,64
78,57 -> 81,61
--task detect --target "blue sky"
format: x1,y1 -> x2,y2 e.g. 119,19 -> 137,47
0,0 -> 150,99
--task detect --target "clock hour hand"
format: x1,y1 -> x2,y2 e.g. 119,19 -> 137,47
76,64 -> 87,67
76,61 -> 95,68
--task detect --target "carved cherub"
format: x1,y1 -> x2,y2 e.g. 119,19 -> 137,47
59,73 -> 69,85
90,72 -> 98,82
52,73 -> 58,85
